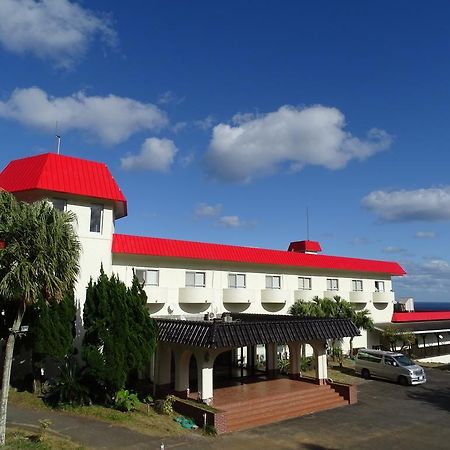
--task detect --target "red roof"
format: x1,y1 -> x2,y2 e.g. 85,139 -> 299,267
0,153 -> 127,218
112,234 -> 406,275
288,240 -> 322,253
392,311 -> 450,322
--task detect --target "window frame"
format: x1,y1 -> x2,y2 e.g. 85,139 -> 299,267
298,277 -> 312,290
228,273 -> 246,288
265,275 -> 281,289
89,203 -> 103,233
186,271 -> 206,288
375,281 -> 385,292
327,278 -> 339,291
352,279 -> 363,292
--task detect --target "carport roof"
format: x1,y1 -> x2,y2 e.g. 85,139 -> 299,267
156,313 -> 360,349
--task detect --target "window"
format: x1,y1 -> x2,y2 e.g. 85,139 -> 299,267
266,275 -> 281,289
135,269 -> 159,286
186,271 -> 206,287
229,273 -> 246,288
89,204 -> 103,233
384,356 -> 396,366
327,278 -> 339,291
52,198 -> 66,212
298,277 -> 312,290
352,280 -> 363,292
375,281 -> 385,292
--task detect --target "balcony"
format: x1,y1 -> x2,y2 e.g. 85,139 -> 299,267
144,286 -> 168,304
373,291 -> 394,303
294,290 -> 322,302
349,291 -> 371,304
261,289 -> 288,304
323,290 -> 339,299
179,287 -> 213,304
223,288 -> 254,304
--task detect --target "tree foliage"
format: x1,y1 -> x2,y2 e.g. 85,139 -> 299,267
82,269 -> 158,396
0,191 -> 80,445
382,325 -> 416,352
290,296 -> 374,356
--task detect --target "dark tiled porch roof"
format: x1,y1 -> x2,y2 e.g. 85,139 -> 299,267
156,313 -> 360,349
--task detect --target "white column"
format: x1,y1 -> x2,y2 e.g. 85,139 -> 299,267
174,349 -> 191,397
311,340 -> 328,384
195,350 -> 214,405
288,342 -> 301,378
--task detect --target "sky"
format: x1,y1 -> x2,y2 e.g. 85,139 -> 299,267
0,0 -> 450,303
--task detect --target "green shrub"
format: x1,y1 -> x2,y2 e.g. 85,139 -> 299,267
300,356 -> 313,371
278,357 -> 290,374
114,388 -> 141,412
161,395 -> 176,415
44,358 -> 91,406
203,424 -> 217,436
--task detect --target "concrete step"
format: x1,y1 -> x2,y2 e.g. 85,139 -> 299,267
225,396 -> 347,432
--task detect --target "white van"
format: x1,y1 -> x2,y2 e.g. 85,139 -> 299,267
354,349 -> 426,385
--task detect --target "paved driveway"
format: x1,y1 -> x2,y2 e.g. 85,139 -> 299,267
191,367 -> 450,450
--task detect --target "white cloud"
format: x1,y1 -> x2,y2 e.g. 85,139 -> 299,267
194,115 -> 216,130
395,258 -> 450,301
205,105 -> 392,183
383,246 -> 406,254
362,187 -> 450,222
218,215 -> 245,228
415,231 -> 436,239
157,91 -> 185,106
0,0 -> 116,68
121,138 -> 178,172
351,237 -> 370,245
0,87 -> 167,145
194,203 -> 222,217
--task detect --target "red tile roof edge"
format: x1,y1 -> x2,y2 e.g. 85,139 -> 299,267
392,311 -> 450,322
112,233 -> 406,276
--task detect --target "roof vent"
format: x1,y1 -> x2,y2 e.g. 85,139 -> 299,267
288,240 -> 322,254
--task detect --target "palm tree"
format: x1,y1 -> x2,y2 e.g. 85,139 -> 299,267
349,309 -> 374,357
0,191 -> 80,445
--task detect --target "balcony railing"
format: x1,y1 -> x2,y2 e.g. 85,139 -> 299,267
373,291 -> 394,303
179,287 -> 213,304
260,289 -> 288,303
144,286 -> 168,304
223,288 -> 253,304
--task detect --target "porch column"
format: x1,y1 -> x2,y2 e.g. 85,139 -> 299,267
195,350 -> 215,405
311,340 -> 328,385
155,343 -> 172,397
266,342 -> 278,377
288,342 -> 301,379
174,349 -> 191,398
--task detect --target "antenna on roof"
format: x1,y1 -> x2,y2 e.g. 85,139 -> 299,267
306,206 -> 310,241
55,121 -> 61,155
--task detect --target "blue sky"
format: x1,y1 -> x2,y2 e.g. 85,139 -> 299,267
1,1 -> 450,302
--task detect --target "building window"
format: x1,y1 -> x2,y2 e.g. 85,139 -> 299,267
135,269 -> 159,286
298,277 -> 312,290
375,281 -> 385,292
327,278 -> 339,291
89,204 -> 103,233
52,198 -> 66,212
352,280 -> 363,292
266,275 -> 281,289
186,271 -> 206,287
229,273 -> 246,288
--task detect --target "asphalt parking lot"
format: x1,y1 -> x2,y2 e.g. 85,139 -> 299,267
189,367 -> 450,450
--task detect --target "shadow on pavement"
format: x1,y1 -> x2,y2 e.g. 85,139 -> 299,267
302,444 -> 339,450
407,386 -> 450,412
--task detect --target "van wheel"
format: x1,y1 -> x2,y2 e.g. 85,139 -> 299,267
361,368 -> 370,379
398,376 -> 409,386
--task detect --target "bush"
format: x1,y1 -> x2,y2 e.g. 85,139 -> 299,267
300,356 -> 313,372
114,388 -> 141,412
155,395 -> 176,415
44,358 -> 91,406
278,357 -> 290,374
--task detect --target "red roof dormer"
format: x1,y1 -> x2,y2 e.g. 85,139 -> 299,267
0,153 -> 127,219
288,240 -> 322,254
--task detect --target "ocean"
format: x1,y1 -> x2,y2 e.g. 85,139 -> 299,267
414,302 -> 450,311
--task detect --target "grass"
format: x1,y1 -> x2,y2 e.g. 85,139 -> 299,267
9,390 -> 189,438
4,428 -> 84,450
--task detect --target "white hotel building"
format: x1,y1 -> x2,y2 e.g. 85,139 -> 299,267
0,152 -> 406,354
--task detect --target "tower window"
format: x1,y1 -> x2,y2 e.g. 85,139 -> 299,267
90,204 -> 103,233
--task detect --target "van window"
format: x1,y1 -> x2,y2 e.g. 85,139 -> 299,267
384,356 -> 396,366
357,351 -> 382,363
